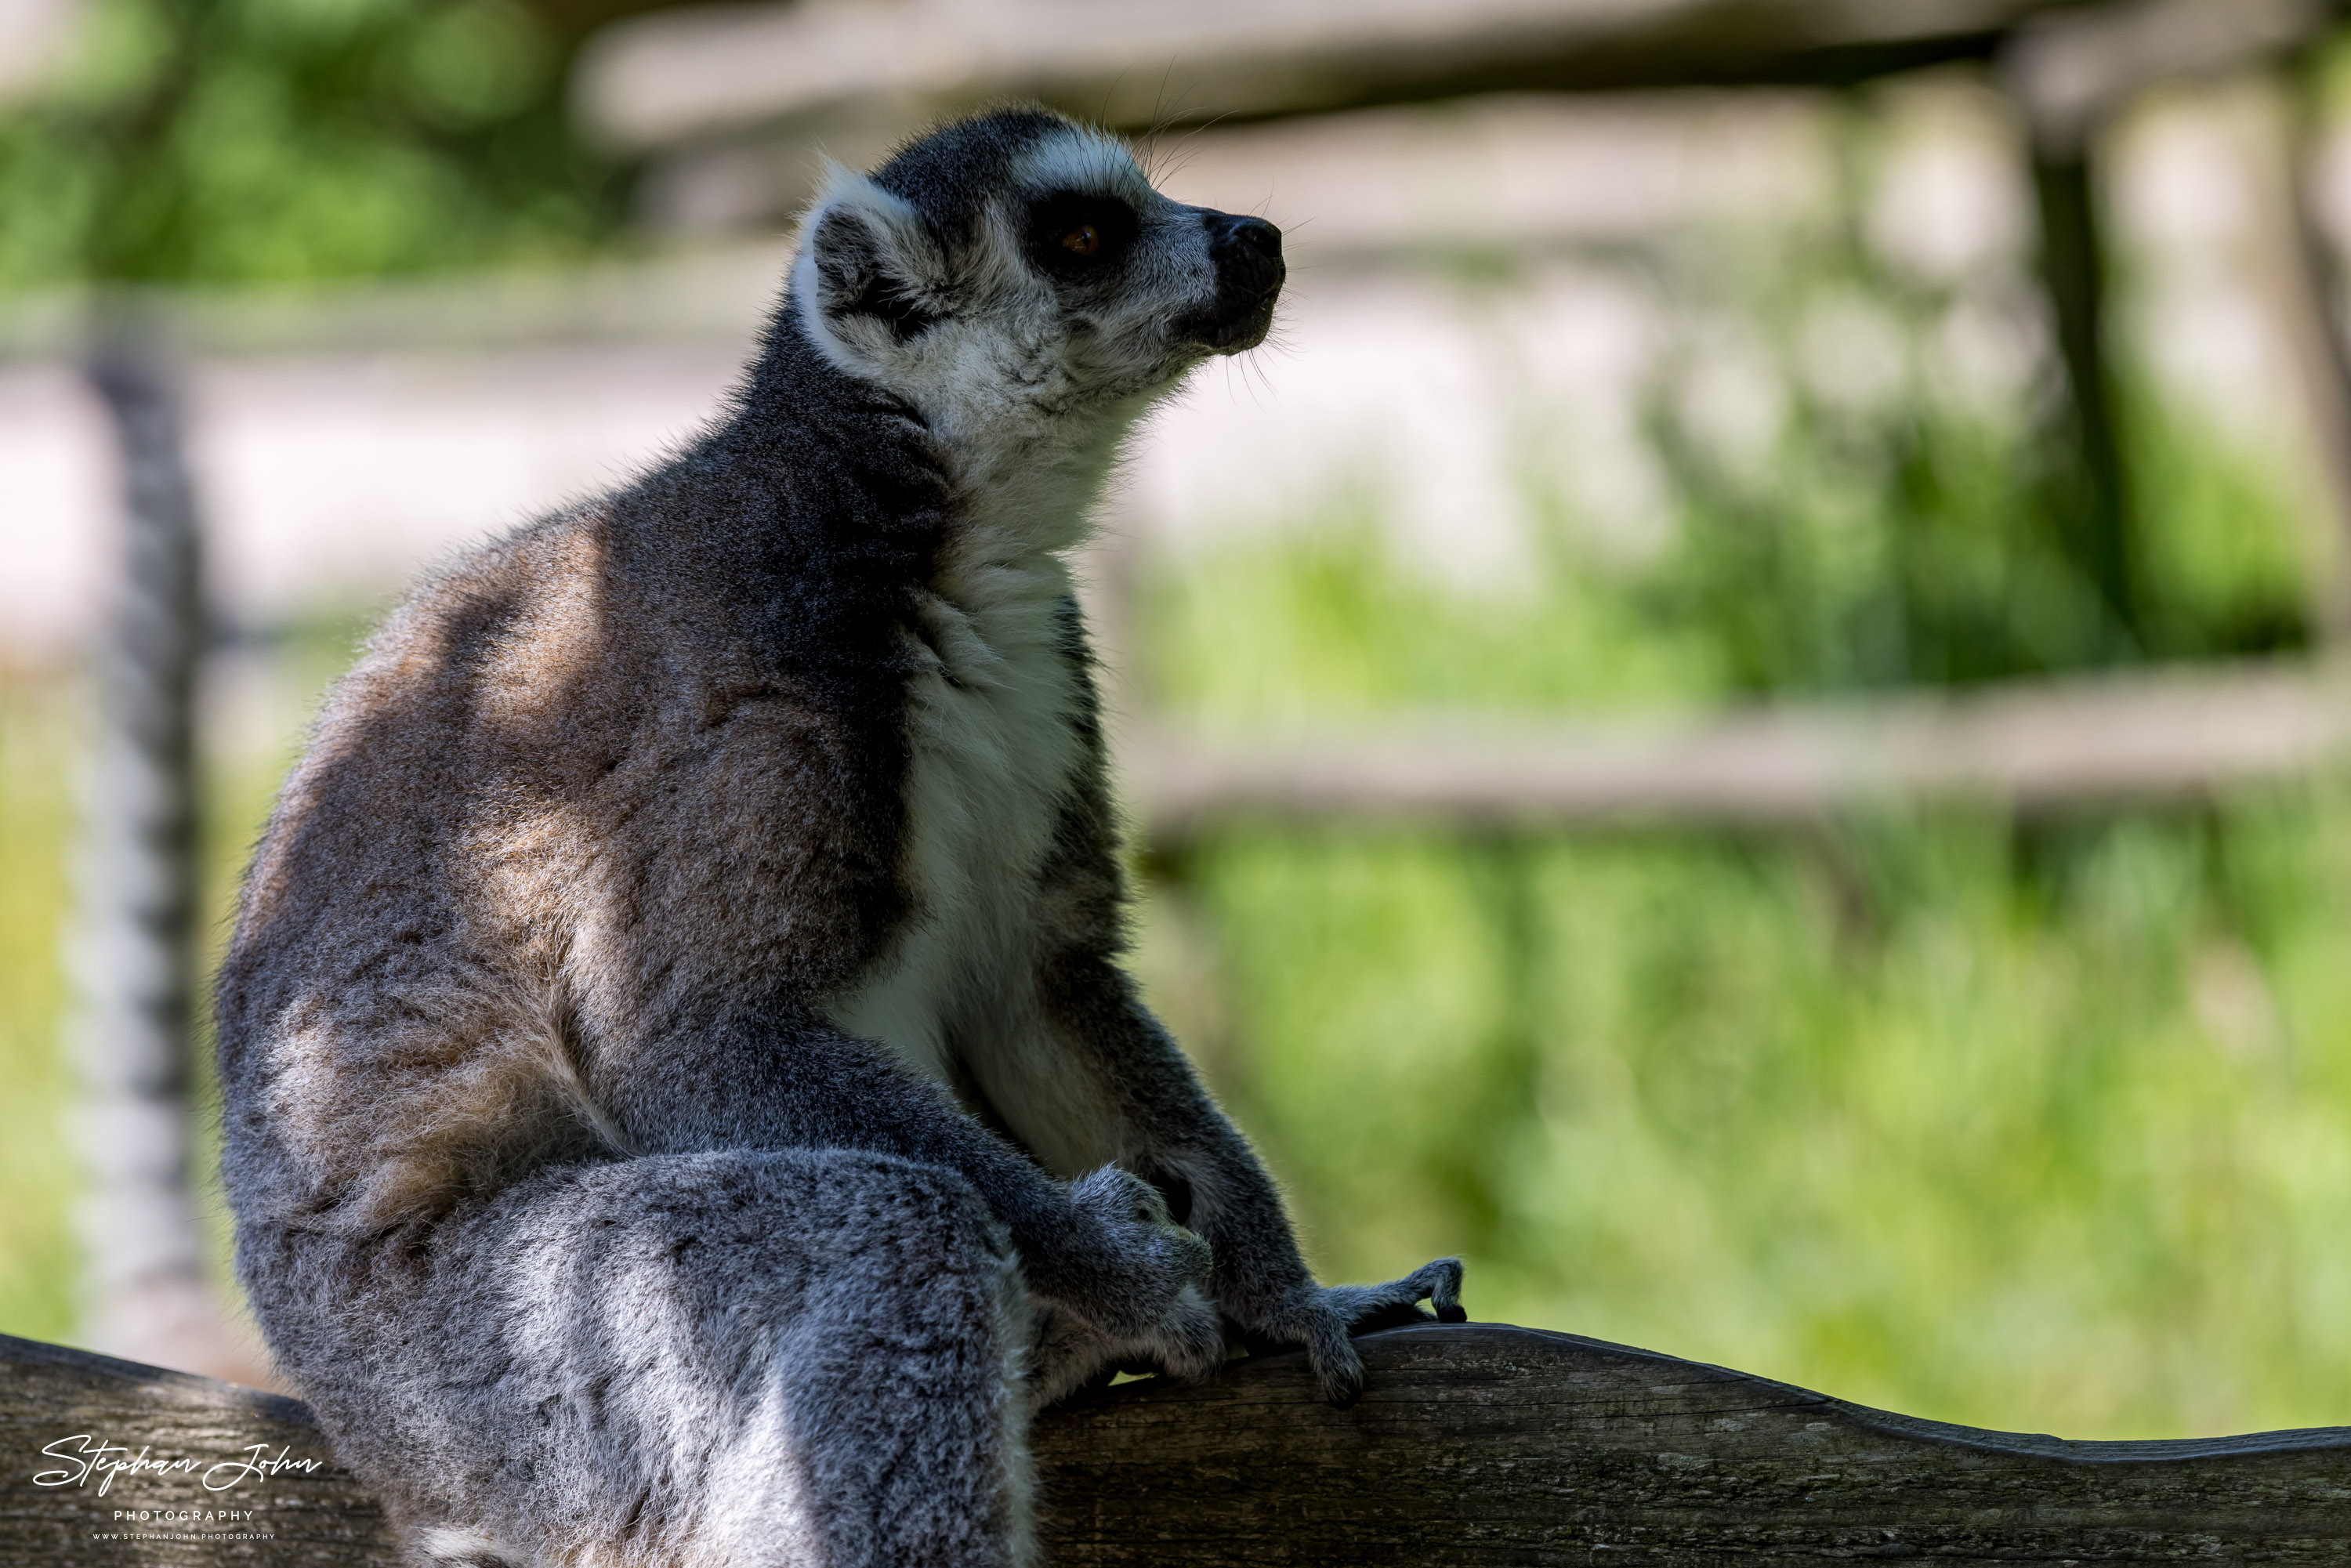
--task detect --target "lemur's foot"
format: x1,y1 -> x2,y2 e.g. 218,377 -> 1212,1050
1234,1257 -> 1468,1409
1119,1280 -> 1226,1386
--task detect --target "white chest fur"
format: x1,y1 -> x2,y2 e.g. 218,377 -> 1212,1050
824,541 -> 1088,1091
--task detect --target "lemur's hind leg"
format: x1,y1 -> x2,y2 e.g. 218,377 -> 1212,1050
247,1150 -> 1037,1568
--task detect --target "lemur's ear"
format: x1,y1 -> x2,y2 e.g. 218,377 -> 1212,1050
796,165 -> 947,348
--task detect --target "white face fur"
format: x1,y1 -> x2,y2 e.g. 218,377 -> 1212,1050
790,117 -> 1284,523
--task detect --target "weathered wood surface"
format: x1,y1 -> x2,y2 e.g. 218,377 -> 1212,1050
1039,1324 -> 2351,1564
9,1324 -> 2351,1564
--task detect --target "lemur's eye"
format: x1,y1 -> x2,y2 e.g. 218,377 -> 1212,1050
1027,192 -> 1136,277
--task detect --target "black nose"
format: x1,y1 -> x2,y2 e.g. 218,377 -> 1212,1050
1208,213 -> 1283,295
1204,208 -> 1279,334
1219,214 -> 1281,260
1181,210 -> 1284,351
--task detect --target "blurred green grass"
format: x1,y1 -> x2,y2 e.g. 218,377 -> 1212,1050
0,681 -> 77,1343
1139,801 -> 2351,1439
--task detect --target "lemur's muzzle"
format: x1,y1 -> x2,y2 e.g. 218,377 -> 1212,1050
1179,212 -> 1284,353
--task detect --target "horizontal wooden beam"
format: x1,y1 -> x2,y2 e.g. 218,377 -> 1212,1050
9,1324 -> 2351,1564
575,0 -> 2078,155
1121,660 -> 2351,838
0,245 -> 794,365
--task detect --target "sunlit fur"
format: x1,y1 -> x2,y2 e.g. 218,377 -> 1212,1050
216,107 -> 1460,1568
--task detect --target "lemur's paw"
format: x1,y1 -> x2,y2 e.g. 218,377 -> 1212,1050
1303,1309 -> 1367,1408
1229,1288 -> 1364,1407
1324,1255 -> 1468,1334
1234,1258 -> 1467,1408
1057,1165 -> 1214,1337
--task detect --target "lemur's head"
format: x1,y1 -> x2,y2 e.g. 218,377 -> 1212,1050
790,107 -> 1283,451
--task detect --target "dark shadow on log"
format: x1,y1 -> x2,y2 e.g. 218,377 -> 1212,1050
10,1323 -> 2351,1564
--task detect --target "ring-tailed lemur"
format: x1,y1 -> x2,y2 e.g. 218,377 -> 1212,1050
215,107 -> 1464,1567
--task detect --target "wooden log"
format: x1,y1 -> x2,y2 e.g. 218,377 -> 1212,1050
9,1324 -> 2351,1564
1040,1324 -> 2351,1564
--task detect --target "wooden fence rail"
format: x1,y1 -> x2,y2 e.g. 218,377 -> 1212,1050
9,1324 -> 2350,1565
1124,659 -> 2351,839
575,0 -> 2100,154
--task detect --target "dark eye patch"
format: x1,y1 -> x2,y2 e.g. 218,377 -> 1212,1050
1023,192 -> 1139,281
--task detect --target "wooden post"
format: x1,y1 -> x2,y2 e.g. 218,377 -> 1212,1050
2023,141 -> 2139,651
2003,27 -> 2141,656
1998,0 -> 2334,656
2237,63 -> 2351,642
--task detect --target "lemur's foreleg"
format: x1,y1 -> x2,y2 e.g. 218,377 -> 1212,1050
586,1009 -> 1220,1363
1033,954 -> 1467,1407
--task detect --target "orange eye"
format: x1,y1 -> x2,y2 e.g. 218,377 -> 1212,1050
1059,223 -> 1101,256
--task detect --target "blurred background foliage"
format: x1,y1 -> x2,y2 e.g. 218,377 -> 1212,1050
0,0 -> 621,285
1133,476 -> 2351,1435
1124,185 -> 2349,1435
0,686 -> 75,1345
5,0 -> 2351,1446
